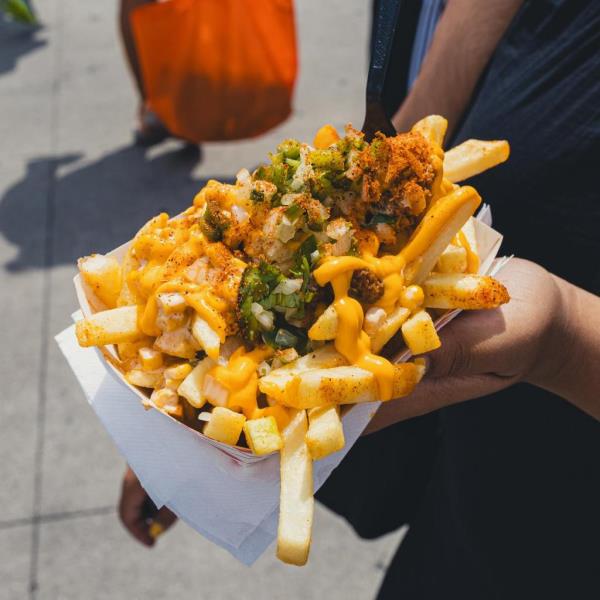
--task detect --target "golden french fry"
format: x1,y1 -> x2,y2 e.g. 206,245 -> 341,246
75,305 -> 143,347
258,345 -> 347,403
423,273 -> 510,309
125,368 -> 163,389
436,244 -> 468,273
177,357 -> 216,408
277,410 -> 313,566
370,306 -> 411,353
411,115 -> 448,147
444,139 -> 510,183
154,327 -> 198,360
78,254 -> 122,309
306,405 -> 345,461
273,363 -> 423,409
203,407 -> 246,446
191,315 -> 220,360
243,416 -> 283,455
307,305 -> 338,341
401,310 -> 441,355
402,186 -> 482,285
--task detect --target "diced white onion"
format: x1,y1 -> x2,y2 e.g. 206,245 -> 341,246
231,203 -> 249,223
280,193 -> 302,206
326,218 -> 352,240
277,215 -> 297,243
272,278 -> 303,295
251,302 -> 275,330
202,374 -> 228,407
197,411 -> 212,422
236,168 -> 251,186
257,361 -> 271,377
278,348 -> 299,364
375,223 -> 396,245
157,292 -> 186,312
331,230 -> 354,256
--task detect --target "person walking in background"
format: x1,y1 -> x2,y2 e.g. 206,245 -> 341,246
119,0 -> 170,145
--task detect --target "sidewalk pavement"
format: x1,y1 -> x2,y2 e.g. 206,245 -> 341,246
0,2 -> 405,598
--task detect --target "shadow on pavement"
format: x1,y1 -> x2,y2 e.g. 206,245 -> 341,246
0,141 -> 233,270
0,19 -> 46,76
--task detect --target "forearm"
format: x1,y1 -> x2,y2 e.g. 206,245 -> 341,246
530,277 -> 600,420
392,0 -> 524,136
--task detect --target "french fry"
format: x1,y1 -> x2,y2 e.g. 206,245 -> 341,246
116,246 -> 142,307
191,315 -> 220,360
117,337 -> 154,360
258,345 -> 347,403
401,310 -> 441,355
402,186 -> 482,285
203,407 -> 246,446
75,305 -> 143,347
253,405 -> 291,431
307,305 -> 338,341
436,244 -> 468,273
370,305 -> 411,353
277,410 -> 313,566
313,124 -> 340,149
423,273 -> 510,309
125,368 -> 163,389
177,357 -> 216,408
154,327 -> 198,360
138,347 -> 163,371
444,139 -> 510,183
272,362 -> 423,409
411,115 -> 448,147
306,405 -> 345,460
78,254 -> 122,309
243,416 -> 283,455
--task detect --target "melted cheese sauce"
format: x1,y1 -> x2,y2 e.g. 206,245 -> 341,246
209,346 -> 273,418
127,177 -> 480,411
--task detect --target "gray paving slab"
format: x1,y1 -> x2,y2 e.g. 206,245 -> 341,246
36,507 -> 403,600
0,525 -> 32,600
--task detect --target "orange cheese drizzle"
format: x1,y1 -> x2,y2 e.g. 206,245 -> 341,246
139,280 -> 227,339
209,346 -> 273,418
455,230 -> 480,273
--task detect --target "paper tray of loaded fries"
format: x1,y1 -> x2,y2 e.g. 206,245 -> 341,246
59,115 -> 511,566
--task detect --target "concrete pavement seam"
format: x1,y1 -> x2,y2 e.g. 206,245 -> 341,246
0,505 -> 116,532
29,3 -> 62,598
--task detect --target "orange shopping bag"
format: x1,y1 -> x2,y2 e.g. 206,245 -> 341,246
131,0 -> 297,142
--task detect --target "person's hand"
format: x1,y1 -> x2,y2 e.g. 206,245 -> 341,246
118,466 -> 178,546
366,258 -> 573,433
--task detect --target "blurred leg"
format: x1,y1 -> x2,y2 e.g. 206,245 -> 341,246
119,0 -> 154,100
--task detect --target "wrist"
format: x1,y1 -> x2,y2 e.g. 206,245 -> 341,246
526,276 -> 577,394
